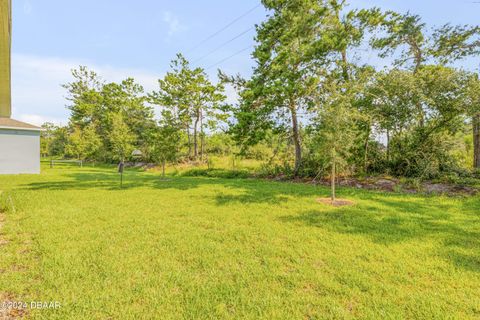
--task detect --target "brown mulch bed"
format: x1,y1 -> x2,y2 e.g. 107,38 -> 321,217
317,198 -> 355,207
261,174 -> 479,197
312,177 -> 479,197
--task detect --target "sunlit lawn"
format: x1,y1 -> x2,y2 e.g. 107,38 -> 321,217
0,164 -> 479,319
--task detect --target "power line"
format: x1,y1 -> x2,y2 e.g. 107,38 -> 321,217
206,46 -> 253,70
186,3 -> 261,53
192,27 -> 254,64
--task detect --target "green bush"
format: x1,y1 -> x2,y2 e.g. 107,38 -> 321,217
182,168 -> 251,179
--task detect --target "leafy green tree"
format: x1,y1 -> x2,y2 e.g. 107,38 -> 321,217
100,78 -> 155,154
151,110 -> 181,178
369,69 -> 421,160
62,66 -> 103,128
432,25 -> 480,63
151,55 -> 192,157
313,2 -> 383,176
231,0 -> 326,176
151,54 -> 226,161
367,11 -> 479,70
368,10 -> 480,162
107,113 -> 135,162
65,124 -> 101,161
63,67 -> 155,162
312,79 -> 358,201
49,126 -> 69,158
433,24 -> 480,169
230,0 -> 377,176
40,122 -> 57,158
370,66 -> 470,177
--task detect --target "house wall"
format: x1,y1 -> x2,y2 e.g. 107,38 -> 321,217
0,128 -> 40,174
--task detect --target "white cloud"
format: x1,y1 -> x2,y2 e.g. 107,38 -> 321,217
11,54 -> 162,126
162,11 -> 187,37
10,53 -> 239,128
17,114 -> 66,127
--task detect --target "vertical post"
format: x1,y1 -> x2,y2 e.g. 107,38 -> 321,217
118,160 -> 125,188
162,159 -> 166,179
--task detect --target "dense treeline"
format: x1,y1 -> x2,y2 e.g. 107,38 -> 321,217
41,0 -> 480,196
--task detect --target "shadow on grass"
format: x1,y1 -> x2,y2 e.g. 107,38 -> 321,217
22,168 -> 480,272
278,196 -> 480,273
23,169 -> 321,204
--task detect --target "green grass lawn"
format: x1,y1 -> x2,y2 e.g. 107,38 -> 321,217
0,165 -> 479,319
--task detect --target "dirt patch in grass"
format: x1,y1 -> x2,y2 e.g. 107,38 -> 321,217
317,198 -> 355,207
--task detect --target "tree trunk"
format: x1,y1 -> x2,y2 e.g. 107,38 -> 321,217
200,108 -> 205,162
331,153 -> 336,202
364,139 -> 369,173
341,49 -> 349,82
413,51 -> 422,74
364,125 -> 371,173
474,114 -> 480,169
201,133 -> 205,162
289,102 -> 302,176
413,54 -> 425,128
187,128 -> 192,159
193,113 -> 199,161
386,129 -> 390,162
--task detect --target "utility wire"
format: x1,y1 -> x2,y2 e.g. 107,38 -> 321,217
206,46 -> 253,70
186,3 -> 261,53
193,27 -> 254,64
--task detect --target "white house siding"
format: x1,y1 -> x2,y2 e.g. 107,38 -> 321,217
0,128 -> 40,174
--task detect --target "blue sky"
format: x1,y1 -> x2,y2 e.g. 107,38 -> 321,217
10,0 -> 480,125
